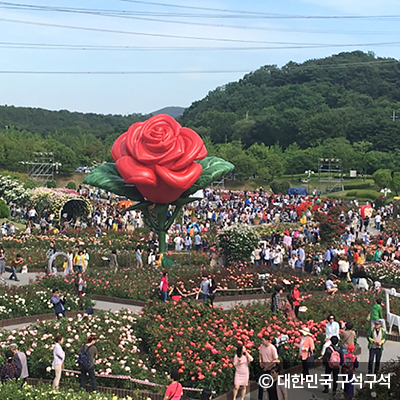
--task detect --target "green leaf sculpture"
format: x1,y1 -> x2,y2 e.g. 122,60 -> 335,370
182,157 -> 235,197
82,163 -> 144,201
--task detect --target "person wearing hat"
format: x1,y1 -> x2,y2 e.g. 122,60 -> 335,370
298,327 -> 315,377
258,335 -> 280,400
342,344 -> 359,400
79,333 -> 98,392
367,320 -> 386,374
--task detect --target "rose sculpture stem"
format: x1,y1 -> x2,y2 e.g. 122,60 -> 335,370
138,204 -> 182,254
155,205 -> 168,254
83,114 -> 234,255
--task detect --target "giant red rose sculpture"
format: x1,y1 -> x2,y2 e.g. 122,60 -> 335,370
83,114 -> 234,253
111,114 -> 207,204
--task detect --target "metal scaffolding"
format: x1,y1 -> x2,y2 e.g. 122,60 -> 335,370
20,152 -> 61,182
211,177 -> 225,189
318,158 -> 344,193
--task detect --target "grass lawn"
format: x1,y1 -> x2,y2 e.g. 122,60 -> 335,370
56,172 -> 86,188
223,177 -> 380,201
0,218 -> 26,232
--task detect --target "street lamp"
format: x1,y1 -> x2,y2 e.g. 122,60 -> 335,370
305,170 -> 314,195
380,188 -> 391,198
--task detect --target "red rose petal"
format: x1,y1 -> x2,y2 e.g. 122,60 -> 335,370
116,156 -> 157,186
155,162 -> 202,190
125,121 -> 144,158
172,128 -> 207,170
134,139 -> 172,164
158,135 -> 185,167
111,132 -> 129,161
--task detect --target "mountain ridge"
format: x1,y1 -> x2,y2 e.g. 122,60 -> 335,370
150,106 -> 185,118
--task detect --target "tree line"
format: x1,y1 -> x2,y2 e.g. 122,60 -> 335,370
0,107 -> 146,173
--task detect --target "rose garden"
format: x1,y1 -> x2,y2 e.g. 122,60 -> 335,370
0,115 -> 399,400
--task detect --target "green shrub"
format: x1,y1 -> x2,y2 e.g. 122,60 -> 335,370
66,181 -> 76,190
217,223 -> 259,263
24,179 -> 39,189
343,182 -> 371,190
45,180 -> 57,188
346,189 -> 380,200
0,199 -> 10,218
270,180 -> 291,194
374,194 -> 386,209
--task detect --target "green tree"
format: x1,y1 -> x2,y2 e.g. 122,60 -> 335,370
231,153 -> 258,180
353,141 -> 373,179
372,169 -> 392,190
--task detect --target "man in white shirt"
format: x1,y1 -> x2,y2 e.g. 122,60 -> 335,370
165,233 -> 170,251
264,246 -> 271,267
375,214 -> 381,230
272,248 -> 283,267
28,207 -> 36,221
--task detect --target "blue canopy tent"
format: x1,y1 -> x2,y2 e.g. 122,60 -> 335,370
287,187 -> 308,196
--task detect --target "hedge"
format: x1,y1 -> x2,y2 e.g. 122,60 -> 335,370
270,180 -> 290,194
343,182 -> 371,190
346,189 -> 380,200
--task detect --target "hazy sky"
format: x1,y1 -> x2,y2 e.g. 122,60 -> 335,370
1,0 -> 400,115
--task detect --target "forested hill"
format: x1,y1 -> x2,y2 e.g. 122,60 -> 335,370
180,51 -> 400,151
0,106 -> 147,173
0,105 -> 146,138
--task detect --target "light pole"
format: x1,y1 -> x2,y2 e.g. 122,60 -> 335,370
380,188 -> 391,198
305,170 -> 314,195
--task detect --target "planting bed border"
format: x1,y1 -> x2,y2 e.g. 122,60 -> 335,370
0,289 -> 377,327
0,310 -> 82,328
91,294 -> 146,307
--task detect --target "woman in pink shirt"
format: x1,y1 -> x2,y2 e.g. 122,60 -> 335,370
233,345 -> 254,400
299,327 -> 315,377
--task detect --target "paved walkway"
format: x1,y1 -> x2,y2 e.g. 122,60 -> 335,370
1,272 -> 40,287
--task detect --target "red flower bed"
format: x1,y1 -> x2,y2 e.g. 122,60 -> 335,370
137,300 -> 326,395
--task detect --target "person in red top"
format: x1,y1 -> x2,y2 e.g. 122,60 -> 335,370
291,282 -> 301,318
160,272 -> 168,303
164,370 -> 183,400
353,249 -> 359,264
